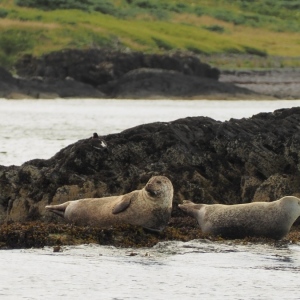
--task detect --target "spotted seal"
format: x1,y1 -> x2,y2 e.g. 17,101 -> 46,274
46,176 -> 173,232
178,196 -> 300,239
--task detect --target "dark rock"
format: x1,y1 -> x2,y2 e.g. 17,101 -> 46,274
100,68 -> 256,99
0,49 -> 269,99
1,107 -> 300,223
16,49 -> 220,85
0,70 -> 105,99
0,67 -> 15,83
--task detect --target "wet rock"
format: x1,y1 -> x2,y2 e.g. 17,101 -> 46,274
2,107 -> 300,224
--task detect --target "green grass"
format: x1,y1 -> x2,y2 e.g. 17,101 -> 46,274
0,0 -> 299,70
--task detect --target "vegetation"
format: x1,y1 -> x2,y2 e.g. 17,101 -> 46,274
1,220 -> 300,249
0,0 -> 299,69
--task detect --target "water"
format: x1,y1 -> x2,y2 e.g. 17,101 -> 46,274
1,241 -> 300,299
1,98 -> 300,299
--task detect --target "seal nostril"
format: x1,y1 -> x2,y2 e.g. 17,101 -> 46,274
148,190 -> 156,197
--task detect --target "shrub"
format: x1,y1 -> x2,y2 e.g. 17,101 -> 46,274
0,30 -> 35,56
203,25 -> 225,33
152,37 -> 173,50
131,0 -> 158,9
194,6 -> 204,16
244,46 -> 268,57
0,8 -> 8,18
186,46 -> 208,55
167,3 -> 190,14
94,1 -> 119,16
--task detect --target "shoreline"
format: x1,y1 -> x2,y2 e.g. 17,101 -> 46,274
2,49 -> 300,100
1,220 -> 300,249
1,68 -> 299,101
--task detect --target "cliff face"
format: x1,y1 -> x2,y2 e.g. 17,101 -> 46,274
1,107 -> 300,223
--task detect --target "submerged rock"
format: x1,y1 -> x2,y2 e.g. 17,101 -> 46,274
1,107 -> 300,224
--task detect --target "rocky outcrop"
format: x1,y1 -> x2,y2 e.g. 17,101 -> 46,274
16,49 -> 220,83
1,107 -> 300,224
99,68 -> 256,99
0,49 -> 262,99
0,66 -> 105,99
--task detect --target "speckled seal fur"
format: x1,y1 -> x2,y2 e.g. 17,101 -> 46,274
178,196 -> 300,239
46,176 -> 173,232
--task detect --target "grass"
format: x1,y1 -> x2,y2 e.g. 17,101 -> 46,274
0,0 -> 299,70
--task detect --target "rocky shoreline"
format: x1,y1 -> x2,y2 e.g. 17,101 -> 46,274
1,49 -> 299,100
220,68 -> 300,99
2,107 -> 300,248
1,220 -> 300,249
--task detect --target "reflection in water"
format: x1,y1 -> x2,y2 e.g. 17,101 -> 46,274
1,240 -> 300,299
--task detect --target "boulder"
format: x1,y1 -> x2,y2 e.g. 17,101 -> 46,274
1,107 -> 300,223
100,68 -> 256,99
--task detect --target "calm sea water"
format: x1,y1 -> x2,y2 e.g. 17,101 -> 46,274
1,98 -> 300,300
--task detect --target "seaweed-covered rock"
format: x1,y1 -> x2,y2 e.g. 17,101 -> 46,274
99,68 -> 254,99
0,49 -> 264,99
15,49 -> 220,84
1,107 -> 300,224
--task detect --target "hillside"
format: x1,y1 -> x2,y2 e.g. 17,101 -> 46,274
0,0 -> 299,70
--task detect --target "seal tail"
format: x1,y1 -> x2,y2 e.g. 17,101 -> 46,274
45,202 -> 70,218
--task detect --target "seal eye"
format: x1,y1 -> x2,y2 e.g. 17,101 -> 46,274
156,180 -> 162,184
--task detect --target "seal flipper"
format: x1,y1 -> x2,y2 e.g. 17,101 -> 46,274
45,202 -> 70,218
112,195 -> 132,214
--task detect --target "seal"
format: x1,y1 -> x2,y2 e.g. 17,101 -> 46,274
46,176 -> 173,232
178,196 -> 300,239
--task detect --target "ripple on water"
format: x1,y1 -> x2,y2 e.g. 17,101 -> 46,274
1,240 -> 300,299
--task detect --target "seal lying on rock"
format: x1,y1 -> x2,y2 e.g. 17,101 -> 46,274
178,196 -> 300,239
46,176 -> 173,232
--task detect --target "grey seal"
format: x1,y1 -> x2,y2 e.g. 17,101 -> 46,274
46,176 -> 173,232
178,196 -> 300,239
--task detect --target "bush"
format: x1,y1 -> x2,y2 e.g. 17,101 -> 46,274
203,25 -> 225,33
194,6 -> 204,16
168,3 -> 190,14
0,30 -> 35,69
131,0 -> 158,9
15,0 -> 98,11
186,46 -> 208,55
94,1 -> 119,16
0,30 -> 35,55
152,37 -> 173,50
0,8 -> 8,18
244,46 -> 268,57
